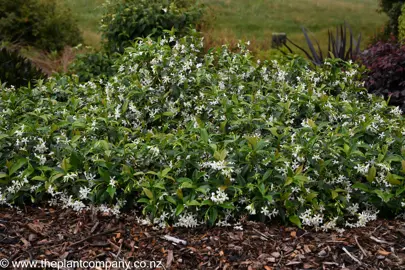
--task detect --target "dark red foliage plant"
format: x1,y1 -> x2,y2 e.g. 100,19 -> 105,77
359,40 -> 405,111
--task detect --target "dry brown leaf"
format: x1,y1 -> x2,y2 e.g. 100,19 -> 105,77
27,222 -> 45,235
166,250 -> 174,268
264,266 -> 272,270
290,231 -> 297,238
378,249 -> 391,256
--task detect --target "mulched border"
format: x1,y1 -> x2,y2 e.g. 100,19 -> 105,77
1,206 -> 405,270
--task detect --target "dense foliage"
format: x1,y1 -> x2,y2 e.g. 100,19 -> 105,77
0,47 -> 45,88
68,50 -> 117,83
399,4 -> 405,42
360,41 -> 405,111
378,0 -> 404,37
100,0 -> 203,53
0,0 -> 82,51
1,34 -> 405,230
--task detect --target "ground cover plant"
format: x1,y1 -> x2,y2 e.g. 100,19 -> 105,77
1,33 -> 405,231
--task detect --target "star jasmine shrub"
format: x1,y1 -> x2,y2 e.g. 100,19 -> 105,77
1,31 -> 405,231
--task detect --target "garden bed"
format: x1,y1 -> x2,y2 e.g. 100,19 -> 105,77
1,206 -> 405,270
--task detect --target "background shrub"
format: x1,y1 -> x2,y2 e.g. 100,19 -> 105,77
399,4 -> 405,42
0,0 -> 83,51
378,0 -> 404,37
0,47 -> 45,88
68,49 -> 117,82
360,41 -> 405,111
100,0 -> 203,53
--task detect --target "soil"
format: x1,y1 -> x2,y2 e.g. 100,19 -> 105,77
1,206 -> 405,270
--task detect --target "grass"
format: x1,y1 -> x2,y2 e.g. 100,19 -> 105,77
57,0 -> 105,48
200,0 -> 388,58
57,0 -> 388,58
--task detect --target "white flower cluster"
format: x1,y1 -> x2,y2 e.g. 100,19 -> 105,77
210,188 -> 229,204
260,206 -> 279,220
300,209 -> 324,229
173,213 -> 199,228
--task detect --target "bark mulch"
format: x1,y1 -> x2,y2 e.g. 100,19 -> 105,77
1,206 -> 405,270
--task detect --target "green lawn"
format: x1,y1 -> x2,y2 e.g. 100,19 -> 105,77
57,0 -> 105,47
59,0 -> 388,57
200,0 -> 388,58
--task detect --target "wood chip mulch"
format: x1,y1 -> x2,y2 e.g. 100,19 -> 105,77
1,206 -> 405,270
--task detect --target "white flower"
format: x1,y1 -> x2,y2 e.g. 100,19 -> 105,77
210,188 -> 229,204
79,186 -> 91,200
63,172 -> 78,182
174,213 -> 199,228
109,176 -> 117,187
246,204 -> 256,215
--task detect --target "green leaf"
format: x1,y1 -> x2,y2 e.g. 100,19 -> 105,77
72,121 -> 86,129
175,204 -> 184,216
209,207 -> 218,225
289,215 -> 302,228
107,186 -> 116,199
387,172 -> 401,185
9,158 -> 27,176
366,165 -> 376,182
396,187 -> 405,196
200,128 -> 209,143
343,144 -> 350,155
186,200 -> 201,206
161,167 -> 171,177
61,158 -> 71,172
293,175 -> 308,184
284,177 -> 293,186
176,189 -> 183,200
219,202 -> 234,209
163,111 -> 175,117
306,192 -> 317,201
214,149 -> 227,161
143,188 -> 154,200
122,99 -> 129,113
375,190 -> 394,203
352,182 -> 370,192
32,175 -> 47,181
0,172 -> 7,178
263,169 -> 272,181
269,127 -> 278,137
307,119 -> 316,128
137,198 -> 150,204
166,196 -> 176,205
180,182 -> 194,189
331,190 -> 338,199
